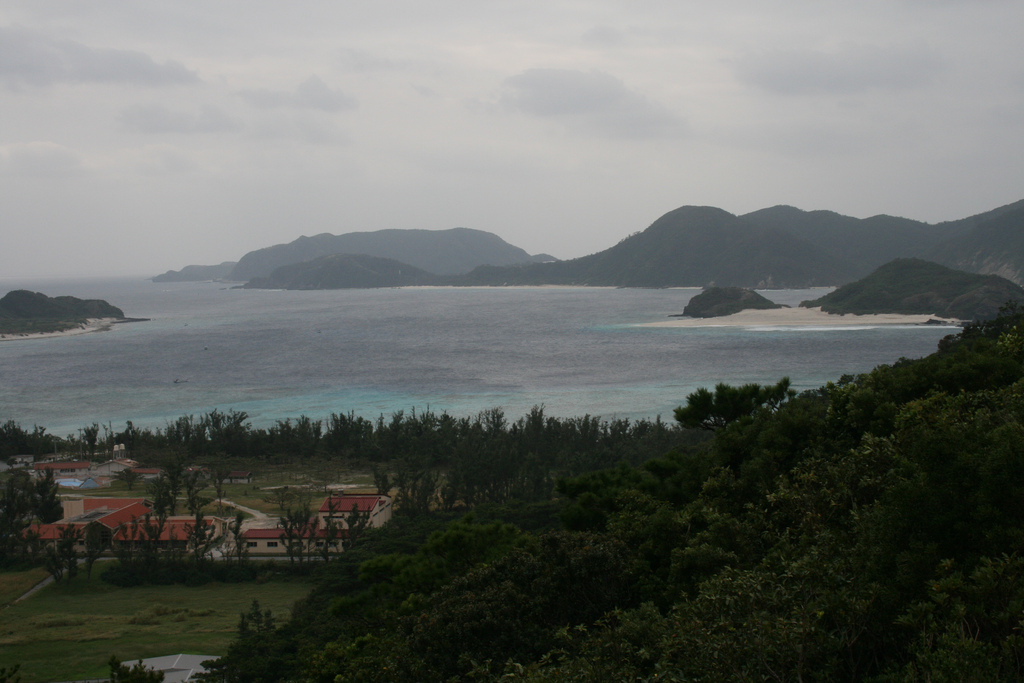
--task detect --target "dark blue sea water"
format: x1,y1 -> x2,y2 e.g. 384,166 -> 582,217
0,278 -> 955,436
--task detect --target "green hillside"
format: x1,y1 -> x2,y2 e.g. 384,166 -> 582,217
680,287 -> 784,318
460,206 -> 859,288
801,258 -> 1024,319
740,205 -> 961,277
927,201 -> 1024,285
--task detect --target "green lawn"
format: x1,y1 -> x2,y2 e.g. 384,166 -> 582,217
0,567 -> 48,607
0,571 -> 312,682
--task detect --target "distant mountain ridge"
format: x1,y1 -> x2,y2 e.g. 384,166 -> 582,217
152,262 -> 237,283
157,198 -> 1024,290
459,206 -> 862,288
457,200 -> 1024,289
229,227 -> 551,281
738,206 -> 960,277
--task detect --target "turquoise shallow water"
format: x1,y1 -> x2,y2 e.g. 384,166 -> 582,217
0,278 -> 955,436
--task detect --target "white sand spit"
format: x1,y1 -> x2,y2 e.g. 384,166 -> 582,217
0,318 -> 121,341
641,307 -> 961,328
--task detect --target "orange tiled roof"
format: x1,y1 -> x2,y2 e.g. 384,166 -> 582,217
82,497 -> 148,512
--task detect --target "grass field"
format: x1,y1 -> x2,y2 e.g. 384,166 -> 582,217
0,567 -> 49,608
0,570 -> 312,682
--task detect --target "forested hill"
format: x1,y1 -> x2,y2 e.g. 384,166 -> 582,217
926,200 -> 1024,286
189,302 -> 1024,682
229,227 -> 551,281
458,206 -> 860,288
739,205 -> 960,275
802,258 -> 1024,319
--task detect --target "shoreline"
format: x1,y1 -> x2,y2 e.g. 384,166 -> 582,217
0,317 -> 148,342
640,306 -> 962,328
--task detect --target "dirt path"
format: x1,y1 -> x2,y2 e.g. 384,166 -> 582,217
13,574 -> 56,603
11,558 -> 116,605
219,499 -> 279,530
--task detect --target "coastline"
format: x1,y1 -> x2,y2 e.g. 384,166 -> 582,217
640,306 -> 962,328
0,317 -> 146,342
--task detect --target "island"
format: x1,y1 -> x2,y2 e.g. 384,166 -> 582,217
0,290 -> 146,340
151,261 -> 238,283
242,253 -> 440,289
800,258 -> 1024,321
678,287 -> 785,318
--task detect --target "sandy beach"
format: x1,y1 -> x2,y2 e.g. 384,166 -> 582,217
0,317 -> 125,341
641,306 -> 962,328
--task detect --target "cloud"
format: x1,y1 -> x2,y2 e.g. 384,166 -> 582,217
238,75 -> 357,112
0,26 -> 198,89
735,45 -> 945,95
500,68 -> 685,138
250,115 -> 349,145
120,104 -> 241,134
128,145 -> 199,175
337,48 -> 400,73
0,142 -> 84,177
581,26 -> 626,48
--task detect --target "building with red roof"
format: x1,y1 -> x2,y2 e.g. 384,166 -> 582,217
241,520 -> 345,556
32,461 -> 91,478
112,516 -> 225,549
317,493 -> 392,529
130,467 -> 163,480
27,496 -> 224,553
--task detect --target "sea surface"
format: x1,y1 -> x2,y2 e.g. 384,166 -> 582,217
0,277 -> 957,436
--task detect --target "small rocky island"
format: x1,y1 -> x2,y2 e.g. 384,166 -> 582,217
0,290 -> 143,337
678,286 -> 785,318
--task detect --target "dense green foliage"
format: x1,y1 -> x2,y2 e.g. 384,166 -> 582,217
196,303 -> 1024,681
802,258 -> 1024,319
681,286 -> 784,318
0,470 -> 63,569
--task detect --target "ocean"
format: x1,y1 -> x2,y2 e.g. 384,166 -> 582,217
0,278 -> 956,436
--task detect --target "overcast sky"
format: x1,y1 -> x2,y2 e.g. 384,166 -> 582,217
2,1 -> 1023,278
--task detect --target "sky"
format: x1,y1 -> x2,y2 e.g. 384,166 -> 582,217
2,1 -> 1023,278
